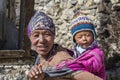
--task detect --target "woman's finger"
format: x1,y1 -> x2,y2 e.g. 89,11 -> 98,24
28,69 -> 36,78
32,65 -> 40,75
38,64 -> 43,74
28,65 -> 39,78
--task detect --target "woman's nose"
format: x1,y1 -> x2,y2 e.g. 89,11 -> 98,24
38,35 -> 44,43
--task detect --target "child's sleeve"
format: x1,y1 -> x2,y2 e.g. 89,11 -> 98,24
90,48 -> 106,80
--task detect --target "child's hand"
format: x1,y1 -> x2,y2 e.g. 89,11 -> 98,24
28,65 -> 44,80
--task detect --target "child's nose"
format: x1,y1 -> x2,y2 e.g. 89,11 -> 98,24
82,36 -> 86,40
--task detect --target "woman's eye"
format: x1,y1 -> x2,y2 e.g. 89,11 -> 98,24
33,34 -> 39,37
45,33 -> 51,35
44,31 -> 52,36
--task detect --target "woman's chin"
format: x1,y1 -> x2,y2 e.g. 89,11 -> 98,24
37,50 -> 48,55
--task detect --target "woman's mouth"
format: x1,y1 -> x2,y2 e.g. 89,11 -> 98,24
37,46 -> 48,50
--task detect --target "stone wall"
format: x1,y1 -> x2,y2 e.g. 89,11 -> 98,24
0,65 -> 30,80
0,58 -> 34,80
0,0 -> 120,80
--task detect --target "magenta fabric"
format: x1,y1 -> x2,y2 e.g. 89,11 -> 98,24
56,46 -> 106,80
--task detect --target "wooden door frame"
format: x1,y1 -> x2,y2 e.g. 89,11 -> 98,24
0,0 -> 35,59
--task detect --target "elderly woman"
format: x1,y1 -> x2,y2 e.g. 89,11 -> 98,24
27,11 -> 103,80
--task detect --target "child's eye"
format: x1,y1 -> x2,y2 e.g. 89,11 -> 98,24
77,36 -> 82,39
86,34 -> 90,37
86,33 -> 92,37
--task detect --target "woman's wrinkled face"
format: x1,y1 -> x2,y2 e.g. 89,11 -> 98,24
30,29 -> 54,56
74,30 -> 94,48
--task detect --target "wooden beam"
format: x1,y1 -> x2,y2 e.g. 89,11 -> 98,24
7,0 -> 16,23
0,0 -> 6,47
0,57 -> 34,65
19,0 -> 34,50
0,50 -> 26,58
18,0 -> 34,56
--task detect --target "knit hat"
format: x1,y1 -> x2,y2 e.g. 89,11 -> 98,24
27,10 -> 55,37
69,14 -> 96,42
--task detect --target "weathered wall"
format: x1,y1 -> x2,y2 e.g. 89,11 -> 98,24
0,58 -> 34,80
0,0 -> 120,80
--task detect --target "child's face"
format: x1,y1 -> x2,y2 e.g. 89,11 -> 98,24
30,29 -> 54,57
74,30 -> 94,48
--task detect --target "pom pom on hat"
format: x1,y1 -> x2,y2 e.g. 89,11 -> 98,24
69,13 -> 96,42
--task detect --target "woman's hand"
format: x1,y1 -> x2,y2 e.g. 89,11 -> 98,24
28,65 -> 44,80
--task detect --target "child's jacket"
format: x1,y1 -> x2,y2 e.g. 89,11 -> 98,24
56,46 -> 106,80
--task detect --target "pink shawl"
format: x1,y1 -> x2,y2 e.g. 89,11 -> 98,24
56,46 -> 106,80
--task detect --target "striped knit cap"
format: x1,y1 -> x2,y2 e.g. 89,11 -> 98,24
27,10 -> 55,37
69,12 -> 96,42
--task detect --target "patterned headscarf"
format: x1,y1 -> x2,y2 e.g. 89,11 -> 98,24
27,10 -> 55,37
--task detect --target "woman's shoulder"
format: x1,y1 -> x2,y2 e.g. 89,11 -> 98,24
55,44 -> 73,58
51,44 -> 73,65
55,44 -> 73,55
